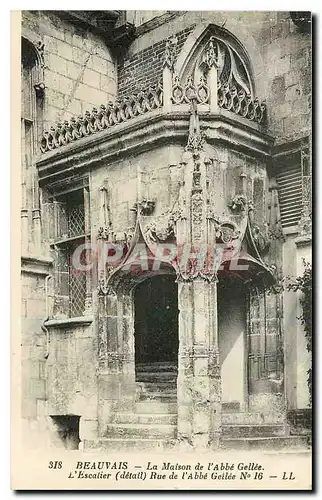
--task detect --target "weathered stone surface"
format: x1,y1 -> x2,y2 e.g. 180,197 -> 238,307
20,10 -> 311,451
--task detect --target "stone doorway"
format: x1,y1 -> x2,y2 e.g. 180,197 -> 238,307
134,275 -> 178,400
218,277 -> 248,413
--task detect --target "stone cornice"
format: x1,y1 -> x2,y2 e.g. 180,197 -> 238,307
44,316 -> 93,328
37,109 -> 274,186
21,255 -> 53,276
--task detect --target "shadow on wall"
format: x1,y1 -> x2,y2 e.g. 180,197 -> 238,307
50,415 -> 80,450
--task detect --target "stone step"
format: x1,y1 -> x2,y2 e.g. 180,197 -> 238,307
136,372 -> 177,383
105,423 -> 177,439
83,438 -> 173,452
220,435 -> 311,451
136,401 -> 177,414
137,382 -> 177,394
112,412 -> 177,425
136,362 -> 178,373
222,424 -> 289,438
221,412 -> 286,425
139,393 -> 177,402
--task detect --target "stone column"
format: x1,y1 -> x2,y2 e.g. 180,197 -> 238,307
177,278 -> 221,449
97,290 -> 136,435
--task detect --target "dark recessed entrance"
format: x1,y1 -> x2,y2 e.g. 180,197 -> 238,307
218,277 -> 247,412
134,275 -> 178,382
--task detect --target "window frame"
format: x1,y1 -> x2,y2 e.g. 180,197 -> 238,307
48,185 -> 92,319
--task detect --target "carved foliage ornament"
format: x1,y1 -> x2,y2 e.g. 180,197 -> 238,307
144,218 -> 175,244
228,194 -> 249,213
132,199 -> 156,216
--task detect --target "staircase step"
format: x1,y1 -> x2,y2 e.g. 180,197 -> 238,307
136,372 -> 177,382
83,438 -> 173,452
222,424 -> 289,438
220,435 -> 310,451
136,362 -> 177,373
139,393 -> 177,402
137,382 -> 177,394
136,401 -> 177,414
112,412 -> 177,425
222,412 -> 286,425
105,423 -> 177,439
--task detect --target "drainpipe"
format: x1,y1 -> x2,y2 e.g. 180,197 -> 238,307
41,274 -> 53,359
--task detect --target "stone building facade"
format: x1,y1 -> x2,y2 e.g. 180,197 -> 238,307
20,10 -> 312,451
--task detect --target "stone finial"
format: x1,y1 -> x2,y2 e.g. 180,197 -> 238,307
202,37 -> 218,69
185,98 -> 204,152
163,36 -> 177,70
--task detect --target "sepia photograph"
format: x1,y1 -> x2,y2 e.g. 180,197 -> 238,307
12,8 -> 312,490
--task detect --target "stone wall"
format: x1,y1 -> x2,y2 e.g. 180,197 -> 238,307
283,235 -> 311,410
260,11 -> 311,144
22,10 -> 117,131
46,323 -> 97,420
21,267 -> 49,448
90,144 -> 185,236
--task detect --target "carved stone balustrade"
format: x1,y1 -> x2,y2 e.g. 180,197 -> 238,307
40,83 -> 163,153
217,83 -> 266,124
40,33 -> 268,155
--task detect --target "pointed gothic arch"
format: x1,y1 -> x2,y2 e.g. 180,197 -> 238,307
174,23 -> 257,99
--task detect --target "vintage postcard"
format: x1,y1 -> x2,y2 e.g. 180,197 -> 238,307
11,9 -> 312,490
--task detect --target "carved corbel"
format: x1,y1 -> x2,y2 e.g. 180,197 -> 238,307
228,194 -> 248,213
34,82 -> 45,98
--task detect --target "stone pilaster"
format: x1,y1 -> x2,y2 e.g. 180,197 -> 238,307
97,289 -> 136,436
177,278 -> 221,449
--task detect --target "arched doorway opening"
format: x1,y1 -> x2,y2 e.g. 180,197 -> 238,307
218,276 -> 248,412
134,274 -> 179,398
